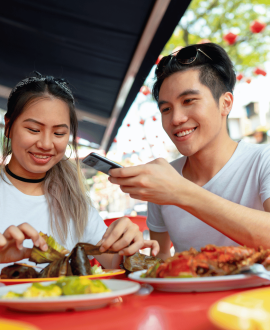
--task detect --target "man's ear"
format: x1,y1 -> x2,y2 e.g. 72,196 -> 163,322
221,92 -> 233,117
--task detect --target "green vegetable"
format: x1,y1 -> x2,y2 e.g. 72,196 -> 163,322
29,232 -> 69,264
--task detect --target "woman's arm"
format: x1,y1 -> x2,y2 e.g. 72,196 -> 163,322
0,223 -> 48,263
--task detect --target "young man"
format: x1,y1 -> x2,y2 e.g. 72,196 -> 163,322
109,43 -> 270,261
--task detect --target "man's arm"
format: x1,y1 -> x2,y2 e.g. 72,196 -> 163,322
109,158 -> 270,250
150,231 -> 171,261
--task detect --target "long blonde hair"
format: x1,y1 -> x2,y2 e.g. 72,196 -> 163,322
1,74 -> 91,243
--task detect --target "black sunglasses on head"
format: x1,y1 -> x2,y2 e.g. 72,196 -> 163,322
157,45 -> 212,77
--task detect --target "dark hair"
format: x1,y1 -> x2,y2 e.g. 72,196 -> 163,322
2,72 -> 91,243
153,43 -> 236,105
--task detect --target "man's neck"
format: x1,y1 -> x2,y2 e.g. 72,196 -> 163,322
182,134 -> 238,187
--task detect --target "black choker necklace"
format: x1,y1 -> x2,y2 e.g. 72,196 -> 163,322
5,165 -> 46,183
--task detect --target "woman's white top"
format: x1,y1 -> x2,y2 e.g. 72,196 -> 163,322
0,173 -> 107,271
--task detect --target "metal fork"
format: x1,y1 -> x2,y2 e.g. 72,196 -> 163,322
240,263 -> 270,280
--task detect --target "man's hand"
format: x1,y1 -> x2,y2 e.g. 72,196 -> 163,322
108,158 -> 187,206
0,223 -> 48,263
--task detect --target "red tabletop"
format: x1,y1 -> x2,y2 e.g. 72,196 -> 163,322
1,281 -> 268,330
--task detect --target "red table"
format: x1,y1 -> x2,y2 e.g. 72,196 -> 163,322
0,283 -> 267,330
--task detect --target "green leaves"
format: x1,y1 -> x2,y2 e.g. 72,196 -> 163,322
162,0 -> 270,74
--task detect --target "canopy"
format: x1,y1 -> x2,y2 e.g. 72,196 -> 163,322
0,0 -> 191,152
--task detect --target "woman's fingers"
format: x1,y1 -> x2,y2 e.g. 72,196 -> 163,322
17,223 -> 48,251
3,225 -> 26,250
111,227 -> 144,255
100,217 -> 132,252
3,223 -> 48,252
0,233 -> 7,249
141,240 -> 160,256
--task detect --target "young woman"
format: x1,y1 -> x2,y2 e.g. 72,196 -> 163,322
0,72 -> 158,270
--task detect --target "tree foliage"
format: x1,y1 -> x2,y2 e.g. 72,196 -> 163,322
162,0 -> 270,75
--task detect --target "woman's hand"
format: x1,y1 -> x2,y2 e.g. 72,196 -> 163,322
99,217 -> 144,255
0,223 -> 48,263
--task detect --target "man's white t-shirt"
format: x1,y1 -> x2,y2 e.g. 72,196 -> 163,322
147,141 -> 270,252
0,173 -> 107,271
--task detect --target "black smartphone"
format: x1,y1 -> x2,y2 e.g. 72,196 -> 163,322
82,152 -> 123,175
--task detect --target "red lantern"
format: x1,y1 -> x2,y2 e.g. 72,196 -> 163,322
223,32 -> 237,45
236,74 -> 243,81
142,147 -> 145,150
152,116 -> 157,121
127,123 -> 130,127
129,139 -> 131,142
250,20 -> 266,34
139,119 -> 145,125
123,152 -> 126,155
163,141 -> 165,143
156,136 -> 158,138
246,78 -> 252,84
155,55 -> 163,65
254,67 -> 267,76
150,144 -> 154,147
140,86 -> 151,96
132,150 -> 136,153
142,137 -> 146,140
113,138 -> 117,143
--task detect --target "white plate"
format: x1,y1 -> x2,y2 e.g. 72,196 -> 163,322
0,279 -> 140,312
128,270 -> 270,292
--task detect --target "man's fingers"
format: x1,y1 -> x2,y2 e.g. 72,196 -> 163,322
109,165 -> 145,178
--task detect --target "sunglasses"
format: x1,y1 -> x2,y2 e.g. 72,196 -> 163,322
157,45 -> 213,77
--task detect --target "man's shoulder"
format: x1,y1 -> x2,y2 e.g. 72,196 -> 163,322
239,141 -> 270,160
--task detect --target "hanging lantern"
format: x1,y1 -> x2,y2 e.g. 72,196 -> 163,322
197,39 -> 211,44
139,119 -> 145,125
142,147 -> 145,150
236,73 -> 244,81
123,152 -> 126,155
142,137 -> 146,140
246,78 -> 252,84
223,32 -> 237,45
250,20 -> 266,34
132,150 -> 136,153
156,136 -> 158,138
163,141 -> 165,143
150,144 -> 154,147
127,123 -> 130,127
152,116 -> 157,121
113,138 -> 117,143
155,55 -> 163,65
254,67 -> 267,76
129,139 -> 131,142
140,86 -> 151,96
